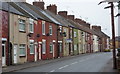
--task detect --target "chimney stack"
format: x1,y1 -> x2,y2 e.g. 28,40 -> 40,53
47,4 -> 57,15
58,11 -> 68,18
68,15 -> 75,21
75,18 -> 84,24
75,18 -> 90,28
33,0 -> 45,10
92,26 -> 101,31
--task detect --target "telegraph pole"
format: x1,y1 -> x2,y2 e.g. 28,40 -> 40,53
110,2 -> 117,69
98,0 -> 117,69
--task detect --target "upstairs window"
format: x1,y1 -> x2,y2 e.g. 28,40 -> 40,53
74,32 -> 77,37
29,18 -> 34,33
19,19 -> 25,32
49,25 -> 52,35
42,21 -> 45,35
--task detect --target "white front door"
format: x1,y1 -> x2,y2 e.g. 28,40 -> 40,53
53,44 -> 55,58
35,45 -> 37,61
2,44 -> 6,66
38,44 -> 41,60
14,45 -> 18,64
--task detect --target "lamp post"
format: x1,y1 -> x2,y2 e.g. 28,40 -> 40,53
98,0 -> 120,69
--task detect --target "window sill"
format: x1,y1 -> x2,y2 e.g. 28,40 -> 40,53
29,31 -> 34,34
30,53 -> 34,55
19,55 -> 26,57
42,52 -> 46,54
50,52 -> 53,53
42,33 -> 46,36
19,30 -> 26,33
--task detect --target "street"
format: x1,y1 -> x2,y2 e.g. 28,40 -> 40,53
16,52 -> 112,72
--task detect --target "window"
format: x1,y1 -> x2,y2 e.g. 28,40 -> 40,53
59,43 -> 62,53
42,40 -> 46,54
74,32 -> 77,37
50,43 -> 53,53
74,45 -> 77,50
19,19 -> 25,32
19,44 -> 26,56
49,25 -> 52,35
30,41 -> 34,54
42,21 -> 45,35
29,18 -> 34,33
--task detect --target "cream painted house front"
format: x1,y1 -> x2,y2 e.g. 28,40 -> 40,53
78,30 -> 82,54
63,27 -> 69,56
81,31 -> 86,53
10,13 -> 29,64
93,35 -> 99,52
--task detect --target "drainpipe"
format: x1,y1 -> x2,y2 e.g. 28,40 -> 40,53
57,25 -> 59,58
7,2 -> 11,66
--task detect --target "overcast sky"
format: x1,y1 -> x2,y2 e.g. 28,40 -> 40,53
26,0 -> 119,38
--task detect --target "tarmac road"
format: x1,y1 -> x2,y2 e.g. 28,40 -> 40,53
16,52 -> 112,72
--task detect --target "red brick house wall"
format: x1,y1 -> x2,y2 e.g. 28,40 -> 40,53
36,20 -> 58,60
1,10 -> 9,66
27,21 -> 38,62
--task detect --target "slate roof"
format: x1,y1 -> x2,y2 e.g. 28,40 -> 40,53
15,2 -> 43,20
23,2 -> 55,23
45,9 -> 75,28
8,2 -> 37,20
0,2 -> 25,17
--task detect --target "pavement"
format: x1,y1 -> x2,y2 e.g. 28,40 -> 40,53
100,58 -> 118,72
2,52 -> 118,73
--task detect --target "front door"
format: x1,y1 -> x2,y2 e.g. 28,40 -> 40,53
13,45 -> 18,64
2,44 -> 6,66
35,45 -> 37,61
53,44 -> 55,58
38,44 -> 41,60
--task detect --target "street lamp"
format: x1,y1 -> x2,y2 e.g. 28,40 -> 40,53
98,0 -> 120,69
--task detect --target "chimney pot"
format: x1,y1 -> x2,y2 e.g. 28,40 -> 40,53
33,1 -> 45,10
68,15 -> 74,21
58,11 -> 68,18
47,4 -> 57,15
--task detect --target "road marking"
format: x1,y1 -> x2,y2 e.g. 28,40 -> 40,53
59,65 -> 69,69
79,60 -> 85,62
50,70 -> 55,72
71,62 -> 78,65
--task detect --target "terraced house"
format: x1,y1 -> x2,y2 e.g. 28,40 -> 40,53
1,1 -> 110,67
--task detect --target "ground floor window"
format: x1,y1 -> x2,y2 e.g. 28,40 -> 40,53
42,40 -> 46,54
74,45 -> 77,50
19,44 -> 26,56
30,43 -> 34,54
50,43 -> 53,53
59,43 -> 62,53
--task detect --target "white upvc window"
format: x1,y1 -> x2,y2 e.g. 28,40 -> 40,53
74,45 -> 77,50
42,39 -> 46,54
19,19 -> 25,32
30,40 -> 34,54
74,32 -> 77,37
19,44 -> 26,56
42,21 -> 45,35
49,25 -> 52,35
29,18 -> 34,33
49,43 -> 53,53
